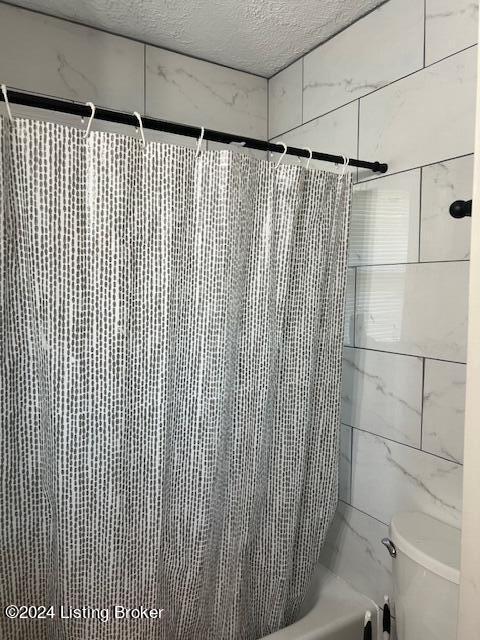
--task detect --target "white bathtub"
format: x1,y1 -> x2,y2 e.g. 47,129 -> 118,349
263,565 -> 378,640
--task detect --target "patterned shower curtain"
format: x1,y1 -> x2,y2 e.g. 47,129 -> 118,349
0,116 -> 351,640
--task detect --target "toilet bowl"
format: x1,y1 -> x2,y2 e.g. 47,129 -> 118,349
383,511 -> 461,640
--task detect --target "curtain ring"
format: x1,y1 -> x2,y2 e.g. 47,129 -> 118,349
339,155 -> 349,179
274,141 -> 287,168
133,111 -> 145,147
302,147 -> 313,169
84,101 -> 96,139
1,84 -> 13,123
196,126 -> 205,157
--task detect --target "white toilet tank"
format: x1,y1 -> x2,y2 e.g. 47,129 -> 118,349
388,512 -> 461,640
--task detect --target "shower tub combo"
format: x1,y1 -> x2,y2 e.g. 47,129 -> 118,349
264,566 -> 378,640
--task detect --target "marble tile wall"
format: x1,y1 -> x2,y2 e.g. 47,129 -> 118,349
350,170 -> 421,265
320,501 -> 392,607
145,47 -> 267,138
339,424 -> 352,502
0,3 -> 144,113
270,101 -> 358,175
303,0 -> 424,121
423,359 -> 466,464
359,46 -> 477,177
268,60 -> 303,139
425,0 -> 479,66
0,3 -> 267,142
344,268 -> 356,346
355,261 -> 469,361
351,429 -> 463,528
342,347 -> 423,447
267,0 -> 476,613
420,155 -> 473,261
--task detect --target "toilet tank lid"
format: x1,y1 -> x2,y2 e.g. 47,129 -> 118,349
390,512 -> 461,584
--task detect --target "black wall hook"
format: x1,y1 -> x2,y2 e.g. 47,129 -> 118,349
450,200 -> 472,219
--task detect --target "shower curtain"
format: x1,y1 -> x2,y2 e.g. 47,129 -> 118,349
0,116 -> 351,640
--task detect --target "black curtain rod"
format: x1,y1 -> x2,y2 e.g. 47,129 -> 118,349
0,89 -> 388,174
450,199 -> 472,218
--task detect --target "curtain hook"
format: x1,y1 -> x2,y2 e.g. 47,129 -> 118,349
302,147 -> 313,169
274,141 -> 287,168
1,84 -> 13,123
84,101 -> 96,138
195,126 -> 205,157
133,111 -> 145,147
339,155 -> 349,179
133,111 -> 145,146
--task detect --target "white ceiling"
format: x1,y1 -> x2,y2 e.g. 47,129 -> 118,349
8,0 -> 386,77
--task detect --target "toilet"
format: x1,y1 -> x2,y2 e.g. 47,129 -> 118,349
383,511 -> 461,640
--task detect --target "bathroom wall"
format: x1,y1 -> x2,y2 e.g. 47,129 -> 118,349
0,2 -> 267,146
0,0 -> 476,621
268,0 -> 477,612
458,36 -> 480,640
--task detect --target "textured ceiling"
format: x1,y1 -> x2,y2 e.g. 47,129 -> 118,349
7,0 -> 386,77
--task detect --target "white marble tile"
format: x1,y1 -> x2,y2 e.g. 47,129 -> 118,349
271,101 -> 358,175
320,501 -> 393,607
420,155 -> 473,262
351,429 -> 463,527
344,268 -> 356,346
426,0 -> 478,66
303,0 -> 424,121
268,60 -> 303,138
207,140 -> 267,160
359,47 -> 477,177
342,347 -> 423,446
351,170 -> 421,266
339,424 -> 352,502
390,617 -> 397,640
146,47 -> 267,139
146,130 -> 198,149
423,359 -> 466,464
355,262 -> 469,362
0,3 -> 143,112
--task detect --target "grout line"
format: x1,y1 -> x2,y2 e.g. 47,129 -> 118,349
344,345 -> 468,370
349,258 -> 469,268
420,357 -> 426,450
418,39 -> 478,70
273,97 -> 360,139
349,425 -> 354,501
352,267 -> 357,348
423,0 -> 427,68
356,99 -> 360,183
418,166 -> 423,261
357,41 -> 477,98
301,57 -> 304,124
338,499 -> 390,528
347,424 -> 462,466
343,344 -> 467,366
356,152 -> 475,183
272,44 -> 477,140
267,76 -> 270,141
143,44 -> 146,114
